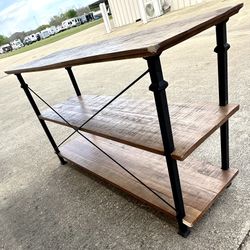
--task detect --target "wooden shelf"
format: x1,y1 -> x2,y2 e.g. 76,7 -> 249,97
59,133 -> 238,227
40,95 -> 239,161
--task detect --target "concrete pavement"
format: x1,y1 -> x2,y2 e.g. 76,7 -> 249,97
0,0 -> 249,249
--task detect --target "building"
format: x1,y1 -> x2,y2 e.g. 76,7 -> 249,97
107,0 -> 203,27
89,0 -> 109,11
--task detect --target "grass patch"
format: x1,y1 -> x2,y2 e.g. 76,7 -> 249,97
0,19 -> 103,60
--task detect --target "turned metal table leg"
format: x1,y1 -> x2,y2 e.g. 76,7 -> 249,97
214,20 -> 230,170
146,55 -> 190,237
16,74 -> 67,165
65,67 -> 82,96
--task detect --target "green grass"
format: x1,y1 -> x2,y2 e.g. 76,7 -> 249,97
0,19 -> 103,60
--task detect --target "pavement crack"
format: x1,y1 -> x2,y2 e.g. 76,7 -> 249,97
238,229 -> 250,250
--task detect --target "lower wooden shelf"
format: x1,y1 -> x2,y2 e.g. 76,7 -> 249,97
59,133 -> 238,227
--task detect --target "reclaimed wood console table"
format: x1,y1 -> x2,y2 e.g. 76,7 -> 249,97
5,3 -> 243,237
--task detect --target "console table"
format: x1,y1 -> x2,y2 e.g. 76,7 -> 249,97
5,3 -> 243,237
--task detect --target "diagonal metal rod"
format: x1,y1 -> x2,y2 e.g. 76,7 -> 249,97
28,83 -> 176,212
58,69 -> 149,147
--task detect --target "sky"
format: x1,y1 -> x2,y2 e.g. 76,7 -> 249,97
0,0 -> 96,36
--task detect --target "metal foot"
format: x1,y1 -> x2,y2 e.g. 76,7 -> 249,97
178,222 -> 190,238
58,155 -> 67,165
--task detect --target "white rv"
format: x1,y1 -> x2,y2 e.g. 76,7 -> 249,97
93,10 -> 102,19
62,17 -> 81,29
40,29 -> 51,39
0,44 -> 12,53
29,34 -> 37,42
49,26 -> 57,35
23,34 -> 37,45
10,39 -> 24,50
79,15 -> 87,24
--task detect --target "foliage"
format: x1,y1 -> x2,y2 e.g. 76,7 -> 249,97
49,14 -> 66,26
0,35 -> 9,46
35,24 -> 50,32
76,6 -> 91,16
9,32 -> 26,42
65,9 -> 77,19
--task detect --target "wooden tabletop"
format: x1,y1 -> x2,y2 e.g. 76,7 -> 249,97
5,3 -> 243,74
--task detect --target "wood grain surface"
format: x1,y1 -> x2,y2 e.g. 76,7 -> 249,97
59,133 -> 238,227
5,4 -> 243,74
40,95 -> 239,161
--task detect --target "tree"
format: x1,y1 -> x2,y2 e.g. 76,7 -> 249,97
35,24 -> 50,32
76,6 -> 91,16
49,13 -> 66,26
0,35 -> 9,46
9,32 -> 26,42
65,9 -> 77,19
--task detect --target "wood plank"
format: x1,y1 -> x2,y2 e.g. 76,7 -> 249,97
59,134 -> 238,227
40,95 -> 239,161
5,4 -> 243,74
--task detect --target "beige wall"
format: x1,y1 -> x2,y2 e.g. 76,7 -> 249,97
108,0 -> 141,27
108,0 -> 203,27
171,0 -> 203,11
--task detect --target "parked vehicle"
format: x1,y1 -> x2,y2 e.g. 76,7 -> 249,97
62,17 -> 81,29
23,36 -> 32,45
0,44 -> 12,53
93,10 -> 102,20
23,34 -> 37,45
56,25 -> 66,33
49,26 -> 57,35
29,34 -> 37,43
40,29 -> 51,39
79,15 -> 87,24
62,19 -> 71,29
56,25 -> 62,33
10,39 -> 24,50
85,13 -> 95,22
36,32 -> 42,41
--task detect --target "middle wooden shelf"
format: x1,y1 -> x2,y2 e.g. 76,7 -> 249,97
39,95 -> 239,161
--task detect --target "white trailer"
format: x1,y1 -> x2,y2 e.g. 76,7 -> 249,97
10,39 -> 24,50
40,29 -> 51,39
62,17 -> 81,29
93,10 -> 102,19
79,15 -> 87,24
49,26 -> 57,35
0,44 -> 12,53
29,34 -> 37,42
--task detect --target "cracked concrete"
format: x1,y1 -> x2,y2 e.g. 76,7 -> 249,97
0,0 -> 249,249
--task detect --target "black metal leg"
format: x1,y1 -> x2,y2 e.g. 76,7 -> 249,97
220,122 -> 229,170
146,56 -> 190,237
16,74 -> 67,165
214,20 -> 230,170
65,67 -> 81,96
